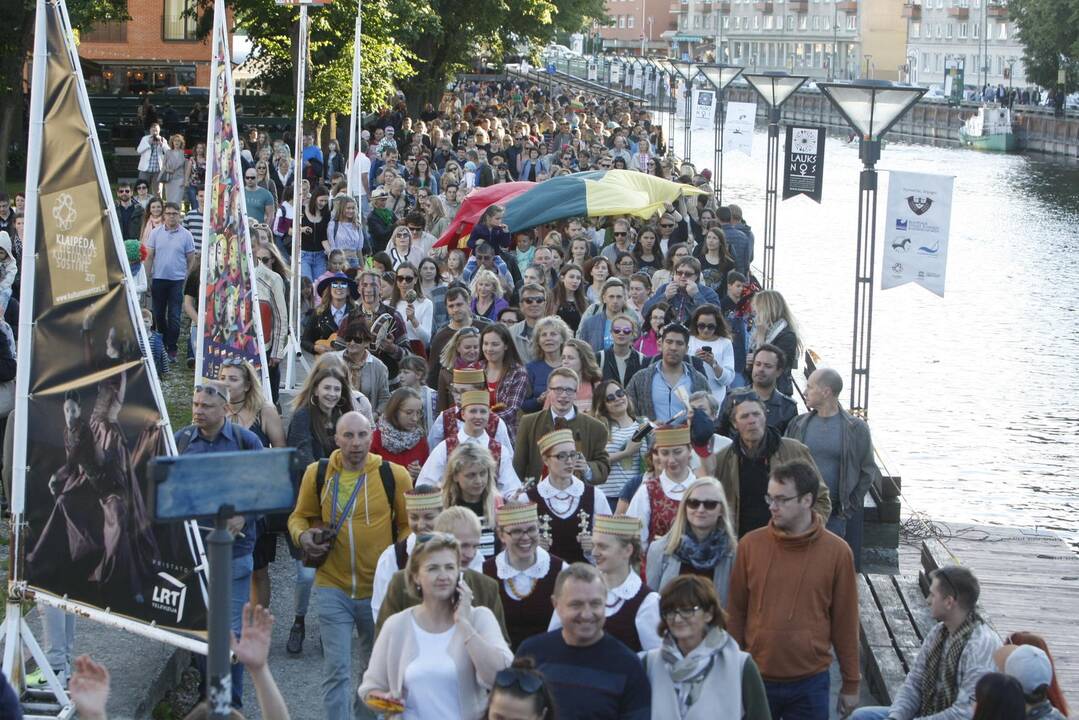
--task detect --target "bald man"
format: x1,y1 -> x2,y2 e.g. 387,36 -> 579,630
288,411 -> 412,718
784,368 -> 881,569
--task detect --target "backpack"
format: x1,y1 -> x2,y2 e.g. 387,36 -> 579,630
313,458 -> 399,544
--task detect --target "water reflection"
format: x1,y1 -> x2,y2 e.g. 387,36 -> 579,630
666,117 -> 1079,548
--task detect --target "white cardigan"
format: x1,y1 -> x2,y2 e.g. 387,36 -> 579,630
358,606 -> 512,719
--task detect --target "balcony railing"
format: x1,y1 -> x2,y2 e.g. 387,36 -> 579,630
789,0 -> 809,12
836,0 -> 857,12
987,2 -> 1007,17
901,3 -> 921,19
947,6 -> 970,19
754,1 -> 774,12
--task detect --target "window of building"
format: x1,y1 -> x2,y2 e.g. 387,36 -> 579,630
799,15 -> 808,30
627,14 -> 634,27
765,15 -> 773,29
911,21 -> 920,38
972,20 -> 979,38
787,15 -> 795,30
812,15 -> 820,29
823,15 -> 830,29
753,14 -> 760,29
163,0 -> 198,41
999,22 -> 1007,39
958,22 -> 966,38
82,20 -> 127,43
846,14 -> 856,30
723,16 -> 730,28
945,23 -> 953,38
618,15 -> 625,27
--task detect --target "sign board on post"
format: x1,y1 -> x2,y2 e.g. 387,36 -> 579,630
587,60 -> 598,82
691,88 -> 716,131
723,101 -> 757,156
881,170 -> 954,297
782,125 -> 826,203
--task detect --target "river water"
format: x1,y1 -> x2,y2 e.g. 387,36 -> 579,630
665,118 -> 1079,547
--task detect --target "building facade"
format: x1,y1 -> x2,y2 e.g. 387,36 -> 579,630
901,0 -> 1027,90
598,0 -> 678,55
78,0 -> 227,94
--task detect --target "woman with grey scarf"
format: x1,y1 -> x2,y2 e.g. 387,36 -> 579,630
643,576 -> 770,720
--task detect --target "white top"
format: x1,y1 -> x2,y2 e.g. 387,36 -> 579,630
372,535 -> 484,622
625,472 -> 693,545
687,335 -> 736,406
548,572 -> 662,651
395,297 -> 434,344
602,423 -> 646,500
417,427 -> 521,498
403,615 -> 460,720
349,153 -> 371,196
494,547 -> 554,603
535,477 -> 612,519
427,412 -> 513,450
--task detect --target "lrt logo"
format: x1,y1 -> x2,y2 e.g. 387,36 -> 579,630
152,572 -> 188,623
895,218 -> 908,231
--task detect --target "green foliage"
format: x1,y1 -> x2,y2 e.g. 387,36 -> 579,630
1008,0 -> 1079,91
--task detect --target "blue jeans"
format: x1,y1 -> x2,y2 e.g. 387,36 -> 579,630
185,185 -> 200,211
151,278 -> 185,353
293,560 -> 316,616
301,250 -> 327,282
43,606 -> 76,676
764,670 -> 830,720
827,504 -> 866,572
850,707 -> 890,720
194,553 -> 253,708
317,587 -> 375,719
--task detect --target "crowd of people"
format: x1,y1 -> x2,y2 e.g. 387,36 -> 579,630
0,75 -> 1072,720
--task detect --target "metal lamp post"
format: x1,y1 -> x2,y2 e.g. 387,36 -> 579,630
696,64 -> 743,204
817,79 -> 927,419
743,71 -> 809,290
670,59 -> 698,160
654,58 -> 678,158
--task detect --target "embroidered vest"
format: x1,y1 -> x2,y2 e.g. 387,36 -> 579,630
526,485 -> 595,565
482,555 -> 565,651
445,432 -> 502,466
645,476 -> 680,543
604,580 -> 653,653
442,405 -> 501,441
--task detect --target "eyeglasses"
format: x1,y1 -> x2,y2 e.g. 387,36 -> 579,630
548,386 -> 577,395
193,384 -> 227,401
245,175 -> 256,180
118,189 -> 131,194
764,493 -> 804,507
504,525 -> 540,539
397,275 -> 415,283
663,606 -> 703,621
330,281 -> 349,289
685,498 -> 720,510
613,231 -> 628,237
676,269 -> 697,278
494,668 -> 544,694
695,323 -> 716,331
407,226 -> 423,233
659,223 -> 675,229
611,326 -> 634,336
548,451 -> 582,463
605,388 -> 626,402
522,296 -> 546,305
457,326 -> 480,336
221,357 -> 246,367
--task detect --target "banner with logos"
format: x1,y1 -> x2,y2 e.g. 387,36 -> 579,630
882,170 -> 954,297
723,101 -> 756,156
587,60 -> 598,82
17,0 -> 207,639
691,88 -> 716,131
782,125 -> 826,203
632,66 -> 645,92
196,0 -> 271,389
609,62 -> 621,85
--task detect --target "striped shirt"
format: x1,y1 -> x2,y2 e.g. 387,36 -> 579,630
600,423 -> 645,501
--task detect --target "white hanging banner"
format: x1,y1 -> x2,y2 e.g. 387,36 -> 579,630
610,62 -> 621,84
674,79 -> 688,119
587,60 -> 598,82
723,101 -> 756,156
633,67 -> 644,91
882,170 -> 954,297
691,88 -> 716,131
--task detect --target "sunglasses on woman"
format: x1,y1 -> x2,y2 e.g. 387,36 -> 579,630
605,388 -> 626,402
685,498 -> 721,510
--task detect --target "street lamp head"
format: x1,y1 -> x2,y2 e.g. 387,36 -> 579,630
817,79 -> 927,142
696,63 -> 743,91
743,71 -> 809,110
671,59 -> 698,82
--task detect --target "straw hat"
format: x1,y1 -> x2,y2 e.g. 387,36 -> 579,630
404,487 -> 443,513
453,368 -> 486,385
653,425 -> 690,448
593,514 -> 642,538
496,502 -> 538,528
537,429 -> 575,455
460,390 -> 490,408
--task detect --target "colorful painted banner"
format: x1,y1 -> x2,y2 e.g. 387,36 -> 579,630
18,0 -> 207,638
882,170 -> 954,297
196,0 -> 271,389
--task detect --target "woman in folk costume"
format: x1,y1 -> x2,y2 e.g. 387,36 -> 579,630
624,426 -> 696,557
417,391 -> 521,498
525,428 -> 611,565
427,367 -> 513,451
482,502 -> 565,651
441,443 -> 504,559
550,514 -> 661,652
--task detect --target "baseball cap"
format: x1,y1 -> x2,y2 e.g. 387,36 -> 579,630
1004,644 -> 1053,695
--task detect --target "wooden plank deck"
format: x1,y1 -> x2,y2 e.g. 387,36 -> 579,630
912,523 -> 1079,692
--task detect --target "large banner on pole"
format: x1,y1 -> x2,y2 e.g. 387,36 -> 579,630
691,88 -> 716,131
196,0 -> 271,389
18,0 -> 207,638
723,101 -> 757,156
782,125 -> 826,203
587,60 -> 598,82
882,170 -> 954,297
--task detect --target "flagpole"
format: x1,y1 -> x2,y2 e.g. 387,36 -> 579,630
346,0 -> 362,198
284,1 -> 309,390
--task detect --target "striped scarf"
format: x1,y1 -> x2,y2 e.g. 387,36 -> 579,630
919,613 -> 980,716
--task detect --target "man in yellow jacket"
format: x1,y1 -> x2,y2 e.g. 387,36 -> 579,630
288,411 -> 412,719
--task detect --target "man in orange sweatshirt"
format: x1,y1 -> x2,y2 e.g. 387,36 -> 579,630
727,459 -> 861,720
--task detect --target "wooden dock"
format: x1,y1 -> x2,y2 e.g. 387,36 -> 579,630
860,523 -> 1079,703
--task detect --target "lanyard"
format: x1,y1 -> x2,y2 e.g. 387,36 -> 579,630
329,472 -> 367,533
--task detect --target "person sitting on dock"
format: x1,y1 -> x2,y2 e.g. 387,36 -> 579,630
850,565 -> 1002,720
998,644 -> 1069,720
785,367 -> 882,570
717,344 -> 798,437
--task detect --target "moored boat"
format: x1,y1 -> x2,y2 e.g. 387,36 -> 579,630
959,104 -> 1019,152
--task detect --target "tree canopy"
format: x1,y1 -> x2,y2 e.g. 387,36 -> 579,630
1008,0 -> 1079,92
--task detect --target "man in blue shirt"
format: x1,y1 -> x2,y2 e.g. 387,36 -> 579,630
145,203 -> 195,360
243,169 -> 276,225
175,380 -> 264,709
517,563 -> 650,720
625,323 -> 709,423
